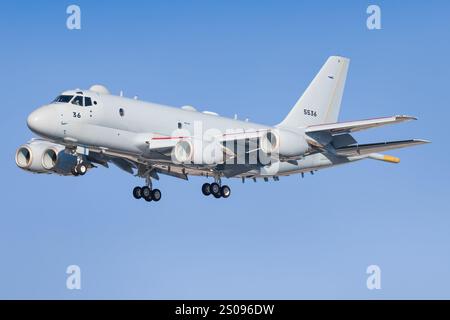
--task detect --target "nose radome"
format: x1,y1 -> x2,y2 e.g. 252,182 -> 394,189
27,105 -> 54,136
27,109 -> 43,133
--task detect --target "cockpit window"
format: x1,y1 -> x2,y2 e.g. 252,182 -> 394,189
85,97 -> 92,106
53,95 -> 73,103
71,96 -> 83,106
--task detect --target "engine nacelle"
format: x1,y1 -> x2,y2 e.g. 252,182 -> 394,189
172,139 -> 225,165
15,140 -> 77,175
16,140 -> 51,173
260,128 -> 309,158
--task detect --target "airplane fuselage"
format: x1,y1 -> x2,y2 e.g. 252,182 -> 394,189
27,87 -> 338,178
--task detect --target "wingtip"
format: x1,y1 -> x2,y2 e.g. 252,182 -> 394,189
414,139 -> 431,144
396,115 -> 418,121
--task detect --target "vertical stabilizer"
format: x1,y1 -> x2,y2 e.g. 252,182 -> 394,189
278,56 -> 350,128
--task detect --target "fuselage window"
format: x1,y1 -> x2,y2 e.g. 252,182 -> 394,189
178,122 -> 182,129
72,96 -> 83,106
53,95 -> 73,103
85,97 -> 92,106
94,101 -> 97,105
119,108 -> 125,117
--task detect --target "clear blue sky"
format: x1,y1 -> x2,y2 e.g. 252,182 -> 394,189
0,0 -> 449,299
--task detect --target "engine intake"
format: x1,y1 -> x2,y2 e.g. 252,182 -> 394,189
172,140 -> 193,163
260,131 -> 279,154
16,146 -> 33,169
42,148 -> 58,170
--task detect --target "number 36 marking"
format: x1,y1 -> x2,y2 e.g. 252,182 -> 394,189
73,112 -> 81,118
304,109 -> 317,117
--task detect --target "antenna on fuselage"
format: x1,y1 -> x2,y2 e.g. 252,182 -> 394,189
133,95 -> 138,100
120,90 -> 123,97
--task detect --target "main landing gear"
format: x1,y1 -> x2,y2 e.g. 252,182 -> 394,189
132,186 -> 162,202
201,180 -> 231,199
132,177 -> 162,202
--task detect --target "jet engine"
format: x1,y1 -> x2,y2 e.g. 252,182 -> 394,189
172,139 -> 225,165
260,128 -> 309,158
15,140 -> 78,175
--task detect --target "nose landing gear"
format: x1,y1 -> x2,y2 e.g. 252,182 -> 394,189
71,162 -> 88,176
70,152 -> 88,176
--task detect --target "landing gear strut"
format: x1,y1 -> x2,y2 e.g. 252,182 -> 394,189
201,177 -> 231,199
132,176 -> 162,203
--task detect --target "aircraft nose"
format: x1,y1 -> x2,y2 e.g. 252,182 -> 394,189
27,105 -> 55,137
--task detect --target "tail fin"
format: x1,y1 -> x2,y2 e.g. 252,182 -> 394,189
278,56 -> 350,128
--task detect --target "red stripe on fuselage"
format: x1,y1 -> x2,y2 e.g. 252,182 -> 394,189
151,136 -> 187,140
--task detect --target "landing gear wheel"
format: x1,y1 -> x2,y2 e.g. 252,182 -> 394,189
210,183 -> 221,196
133,186 -> 142,199
202,183 -> 211,196
142,186 -> 152,201
221,185 -> 231,198
76,163 -> 87,176
151,189 -> 162,202
71,167 -> 79,176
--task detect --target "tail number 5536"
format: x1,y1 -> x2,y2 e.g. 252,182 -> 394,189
304,109 -> 317,117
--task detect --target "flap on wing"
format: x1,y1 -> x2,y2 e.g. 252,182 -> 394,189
149,136 -> 184,149
142,135 -> 189,159
336,139 -> 430,157
219,129 -> 270,159
110,158 -> 135,174
305,115 -> 416,134
220,129 -> 270,142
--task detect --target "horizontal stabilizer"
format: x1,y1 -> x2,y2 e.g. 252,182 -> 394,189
336,139 -> 430,157
306,115 -> 416,134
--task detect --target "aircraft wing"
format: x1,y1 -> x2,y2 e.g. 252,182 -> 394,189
305,115 -> 416,134
144,130 -> 270,162
335,139 -> 430,157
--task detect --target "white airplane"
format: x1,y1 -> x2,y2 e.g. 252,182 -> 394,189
16,56 -> 429,202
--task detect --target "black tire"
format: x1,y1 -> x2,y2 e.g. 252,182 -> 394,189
201,183 -> 211,196
210,183 -> 221,196
142,186 -> 152,200
77,163 -> 87,175
221,185 -> 231,198
151,189 -> 162,202
71,167 -> 79,176
132,186 -> 142,199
